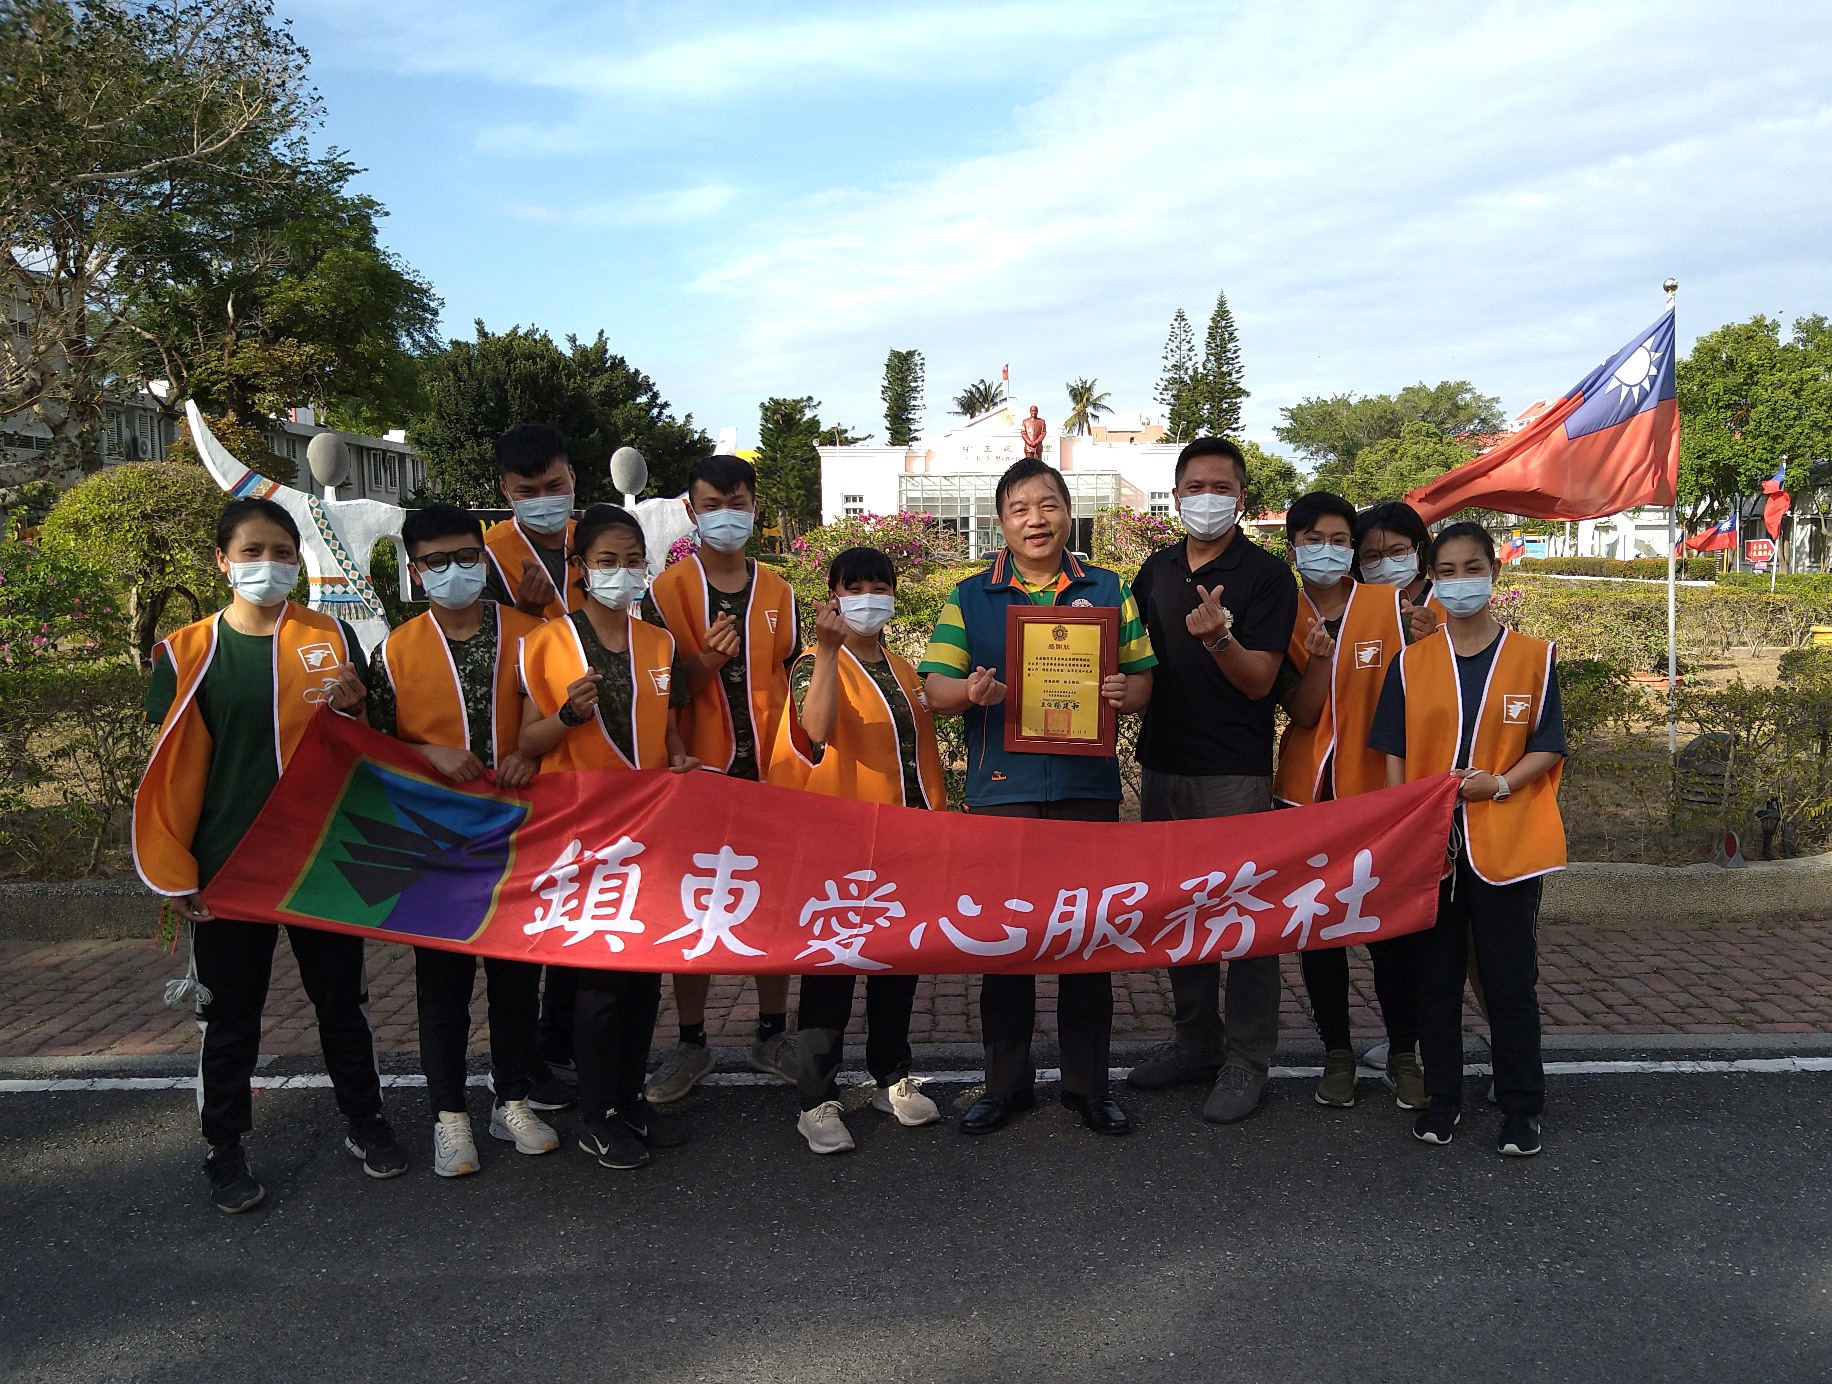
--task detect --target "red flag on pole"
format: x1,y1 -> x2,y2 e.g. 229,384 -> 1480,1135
1001,364 -> 1009,382
1407,311 -> 1681,523
1760,465 -> 1792,539
1683,515 -> 1736,552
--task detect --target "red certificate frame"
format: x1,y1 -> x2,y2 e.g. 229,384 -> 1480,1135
1002,604 -> 1119,757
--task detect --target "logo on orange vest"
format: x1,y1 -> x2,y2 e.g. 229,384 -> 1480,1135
1502,694 -> 1532,724
765,609 -> 779,632
648,668 -> 671,695
297,642 -> 339,673
1353,641 -> 1383,670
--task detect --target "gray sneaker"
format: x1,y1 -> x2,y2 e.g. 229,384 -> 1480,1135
1125,1040 -> 1222,1091
750,1030 -> 800,1083
644,1041 -> 715,1106
1201,1060 -> 1266,1125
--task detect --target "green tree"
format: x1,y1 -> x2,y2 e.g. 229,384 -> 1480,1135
1240,441 -> 1306,518
1276,380 -> 1504,493
1335,422 -> 1474,508
409,322 -> 711,507
754,396 -> 825,539
1,0 -> 315,490
38,460 -> 225,666
951,379 -> 1006,418
1155,308 -> 1201,443
1194,290 -> 1249,437
1061,378 -> 1112,436
880,348 -> 924,447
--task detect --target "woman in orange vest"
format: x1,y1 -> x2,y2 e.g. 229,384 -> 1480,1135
518,503 -> 698,1172
769,546 -> 947,1154
135,497 -> 405,1213
1354,500 -> 1439,625
1369,522 -> 1567,1158
1274,492 -> 1427,1113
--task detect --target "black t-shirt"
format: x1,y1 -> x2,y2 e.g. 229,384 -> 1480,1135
1134,535 -> 1299,777
1368,630 -> 1568,766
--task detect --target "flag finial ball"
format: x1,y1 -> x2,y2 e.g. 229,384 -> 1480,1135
1663,277 -> 1679,294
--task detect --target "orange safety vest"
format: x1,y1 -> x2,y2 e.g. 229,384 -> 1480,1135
769,646 -> 948,809
484,518 -> 581,620
1399,626 -> 1566,884
379,603 -> 542,766
519,610 -> 674,772
651,556 -> 797,772
132,604 -> 351,896
1275,582 -> 1407,806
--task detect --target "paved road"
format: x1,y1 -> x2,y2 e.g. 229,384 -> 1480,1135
1,1070 -> 1826,1383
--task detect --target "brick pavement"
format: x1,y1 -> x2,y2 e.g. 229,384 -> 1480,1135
3,916 -> 1828,1061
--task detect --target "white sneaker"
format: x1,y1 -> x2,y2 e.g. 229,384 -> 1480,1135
796,1101 -> 855,1155
489,1099 -> 559,1155
432,1111 -> 479,1178
871,1076 -> 941,1127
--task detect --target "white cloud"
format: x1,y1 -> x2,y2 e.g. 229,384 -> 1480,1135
499,185 -> 735,227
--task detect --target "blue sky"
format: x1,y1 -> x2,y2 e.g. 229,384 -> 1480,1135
288,0 -> 1832,453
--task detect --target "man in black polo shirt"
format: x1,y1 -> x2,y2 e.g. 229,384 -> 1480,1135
1125,436 -> 1298,1124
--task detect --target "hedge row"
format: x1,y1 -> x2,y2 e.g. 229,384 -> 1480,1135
1517,556 -> 1723,580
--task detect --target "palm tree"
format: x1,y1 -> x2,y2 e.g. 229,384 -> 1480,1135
951,379 -> 1006,418
1061,378 -> 1113,436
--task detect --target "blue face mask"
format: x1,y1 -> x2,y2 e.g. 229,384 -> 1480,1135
1435,575 -> 1494,617
697,508 -> 754,554
512,494 -> 574,535
1360,553 -> 1419,587
1294,543 -> 1354,587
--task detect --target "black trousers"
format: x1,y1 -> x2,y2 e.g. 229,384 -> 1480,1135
192,917 -> 382,1147
573,968 -> 661,1119
537,965 -> 576,1067
1418,857 -> 1545,1116
972,798 -> 1118,1103
1299,935 -> 1421,1053
414,947 -> 542,1115
795,973 -> 917,1111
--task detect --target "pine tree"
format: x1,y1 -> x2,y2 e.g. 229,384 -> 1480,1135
1196,290 -> 1249,438
881,348 -> 925,447
1155,308 -> 1201,443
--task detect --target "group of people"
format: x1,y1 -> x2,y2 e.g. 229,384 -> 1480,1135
133,425 -> 1567,1214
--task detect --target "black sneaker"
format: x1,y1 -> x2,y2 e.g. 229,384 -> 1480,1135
1498,1113 -> 1542,1157
346,1114 -> 410,1179
1412,1099 -> 1461,1146
579,1116 -> 650,1170
527,1064 -> 578,1112
618,1097 -> 691,1149
204,1142 -> 265,1214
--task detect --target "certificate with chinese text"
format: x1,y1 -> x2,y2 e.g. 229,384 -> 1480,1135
1003,605 -> 1119,756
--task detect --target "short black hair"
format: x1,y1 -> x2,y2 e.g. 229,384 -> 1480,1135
1353,500 -> 1432,578
827,545 -> 897,591
687,454 -> 757,499
216,497 -> 299,552
1285,491 -> 1357,543
573,502 -> 645,561
1426,520 -> 1496,570
494,423 -> 568,479
1174,436 -> 1248,487
994,457 -> 1070,515
401,502 -> 485,554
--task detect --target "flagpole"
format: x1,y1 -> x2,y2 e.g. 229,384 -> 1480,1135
1664,277 -> 1680,769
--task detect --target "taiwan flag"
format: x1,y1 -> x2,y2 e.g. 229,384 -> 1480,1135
1761,464 -> 1792,539
1498,534 -> 1527,563
1684,515 -> 1736,553
1408,309 -> 1681,522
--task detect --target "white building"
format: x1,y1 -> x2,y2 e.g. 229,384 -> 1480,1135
819,405 -> 1180,558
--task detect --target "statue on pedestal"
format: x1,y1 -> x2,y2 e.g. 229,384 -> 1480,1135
1020,405 -> 1047,459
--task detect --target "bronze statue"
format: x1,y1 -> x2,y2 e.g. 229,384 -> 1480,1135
1020,405 -> 1047,458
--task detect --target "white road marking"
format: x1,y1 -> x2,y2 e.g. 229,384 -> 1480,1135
0,1057 -> 1827,1095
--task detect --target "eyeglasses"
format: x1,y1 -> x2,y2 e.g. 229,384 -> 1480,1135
415,547 -> 484,572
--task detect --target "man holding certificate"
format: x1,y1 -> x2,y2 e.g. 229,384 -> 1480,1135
920,458 -> 1156,1137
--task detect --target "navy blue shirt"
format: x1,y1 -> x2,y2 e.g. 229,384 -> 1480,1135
1368,629 -> 1567,767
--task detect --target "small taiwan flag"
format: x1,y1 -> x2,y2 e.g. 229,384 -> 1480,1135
1684,516 -> 1737,553
1760,464 -> 1792,539
1001,364 -> 1009,381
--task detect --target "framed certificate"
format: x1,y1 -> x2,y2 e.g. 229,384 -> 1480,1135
1003,604 -> 1119,757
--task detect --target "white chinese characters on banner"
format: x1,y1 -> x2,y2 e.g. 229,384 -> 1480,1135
796,870 -> 905,969
524,836 -> 648,952
661,847 -> 767,960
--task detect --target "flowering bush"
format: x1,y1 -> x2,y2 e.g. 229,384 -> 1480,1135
1092,507 -> 1180,577
665,530 -> 700,567
0,524 -> 124,666
787,510 -> 967,591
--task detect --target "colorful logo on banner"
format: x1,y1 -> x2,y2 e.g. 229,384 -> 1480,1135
279,759 -> 528,942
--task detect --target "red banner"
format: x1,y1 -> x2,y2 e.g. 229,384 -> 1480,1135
204,712 -> 1460,975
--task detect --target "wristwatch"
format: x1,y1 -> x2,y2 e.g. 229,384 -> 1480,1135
1491,773 -> 1511,802
558,701 -> 584,727
1204,631 -> 1233,652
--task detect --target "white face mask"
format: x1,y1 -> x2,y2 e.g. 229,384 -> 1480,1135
1294,543 -> 1355,588
225,560 -> 298,607
1179,492 -> 1238,540
1361,554 -> 1419,587
1434,574 -> 1494,617
696,507 -> 754,553
512,494 -> 574,535
419,562 -> 488,611
586,567 -> 648,611
838,593 -> 896,636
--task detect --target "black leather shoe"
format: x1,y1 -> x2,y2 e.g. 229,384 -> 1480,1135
1062,1093 -> 1133,1135
959,1090 -> 1036,1135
